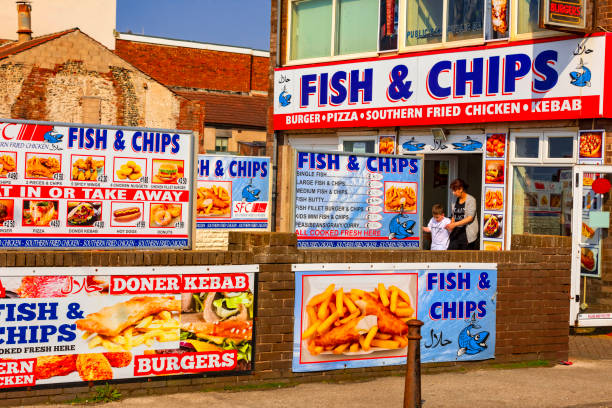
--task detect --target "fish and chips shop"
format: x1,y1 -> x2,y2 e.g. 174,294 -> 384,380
273,32 -> 612,329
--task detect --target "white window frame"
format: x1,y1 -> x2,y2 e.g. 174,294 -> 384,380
510,0 -> 559,41
287,0 -> 380,65
506,128 -> 577,247
338,132 -> 378,153
400,0 -> 485,52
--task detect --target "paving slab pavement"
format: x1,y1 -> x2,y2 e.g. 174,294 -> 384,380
23,358 -> 612,408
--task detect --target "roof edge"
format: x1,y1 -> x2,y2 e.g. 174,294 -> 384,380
116,32 -> 270,58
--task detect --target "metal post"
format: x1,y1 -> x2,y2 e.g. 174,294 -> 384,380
404,319 -> 424,408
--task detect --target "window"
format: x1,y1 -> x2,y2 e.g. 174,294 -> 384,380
510,131 -> 576,163
511,166 -> 572,237
509,130 -> 576,242
291,0 -> 332,60
215,138 -> 228,152
404,0 -> 483,47
343,140 -> 375,153
289,0 -> 378,61
516,0 -> 545,34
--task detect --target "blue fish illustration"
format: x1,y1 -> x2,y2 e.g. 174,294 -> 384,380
388,211 -> 415,240
279,90 -> 292,107
44,130 -> 63,144
242,183 -> 260,202
401,137 -> 425,152
452,136 -> 482,152
457,314 -> 489,357
570,59 -> 591,87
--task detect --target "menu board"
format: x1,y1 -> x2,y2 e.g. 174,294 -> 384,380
0,121 -> 193,249
294,151 -> 422,248
196,155 -> 270,229
0,265 -> 256,388
482,133 -> 507,251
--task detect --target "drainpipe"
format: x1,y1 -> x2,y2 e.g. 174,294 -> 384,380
16,1 -> 32,43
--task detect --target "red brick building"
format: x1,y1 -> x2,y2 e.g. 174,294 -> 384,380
115,33 -> 269,155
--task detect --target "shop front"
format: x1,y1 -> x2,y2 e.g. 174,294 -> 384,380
273,33 -> 612,327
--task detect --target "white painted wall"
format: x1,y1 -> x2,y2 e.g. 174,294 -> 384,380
0,0 -> 116,49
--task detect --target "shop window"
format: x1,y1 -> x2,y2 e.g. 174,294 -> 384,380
289,0 -> 378,61
511,166 -> 572,237
404,0 -> 483,47
510,131 -> 576,163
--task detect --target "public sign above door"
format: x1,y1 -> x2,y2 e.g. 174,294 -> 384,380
274,35 -> 608,130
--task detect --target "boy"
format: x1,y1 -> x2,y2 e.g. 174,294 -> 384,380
423,204 -> 451,250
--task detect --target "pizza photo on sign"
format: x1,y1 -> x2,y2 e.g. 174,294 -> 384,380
22,200 -> 59,227
579,131 -> 603,159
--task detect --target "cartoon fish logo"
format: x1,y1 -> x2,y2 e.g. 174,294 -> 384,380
452,136 -> 482,152
242,182 -> 261,202
401,137 -> 425,152
388,208 -> 415,240
43,130 -> 63,144
279,90 -> 292,107
570,58 -> 591,88
457,314 -> 490,357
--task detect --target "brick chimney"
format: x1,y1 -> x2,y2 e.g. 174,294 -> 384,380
16,1 -> 32,43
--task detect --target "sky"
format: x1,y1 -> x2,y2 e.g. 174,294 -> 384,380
116,0 -> 271,51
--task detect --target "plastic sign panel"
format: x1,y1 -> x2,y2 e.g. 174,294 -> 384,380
0,120 -> 193,249
196,155 -> 270,229
0,265 -> 257,388
482,133 -> 508,251
543,0 -> 585,30
294,151 -> 422,248
292,263 -> 497,372
274,35 -> 607,130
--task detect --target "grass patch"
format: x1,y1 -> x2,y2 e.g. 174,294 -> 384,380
202,381 -> 299,393
65,384 -> 122,405
489,360 -> 551,370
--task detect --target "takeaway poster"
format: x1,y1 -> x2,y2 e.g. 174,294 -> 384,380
0,121 -> 194,249
292,263 -> 497,372
196,155 -> 270,230
294,151 -> 422,248
0,265 -> 256,388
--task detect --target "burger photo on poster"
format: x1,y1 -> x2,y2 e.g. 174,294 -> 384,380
168,290 -> 255,371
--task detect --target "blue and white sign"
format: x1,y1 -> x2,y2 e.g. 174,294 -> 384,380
196,155 -> 270,229
292,263 -> 497,372
295,151 -> 422,248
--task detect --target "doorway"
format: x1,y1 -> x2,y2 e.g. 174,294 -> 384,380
422,154 -> 482,249
572,165 -> 612,327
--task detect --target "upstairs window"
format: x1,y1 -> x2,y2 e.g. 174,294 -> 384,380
404,0 -> 483,48
289,0 -> 378,61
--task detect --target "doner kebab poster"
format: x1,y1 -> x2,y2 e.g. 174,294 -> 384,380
0,266 -> 256,388
292,263 -> 496,372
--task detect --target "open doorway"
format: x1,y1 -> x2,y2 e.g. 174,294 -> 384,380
422,154 -> 482,249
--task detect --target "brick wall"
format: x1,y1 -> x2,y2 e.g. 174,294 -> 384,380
115,39 -> 269,94
0,30 -> 205,145
0,232 -> 571,405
